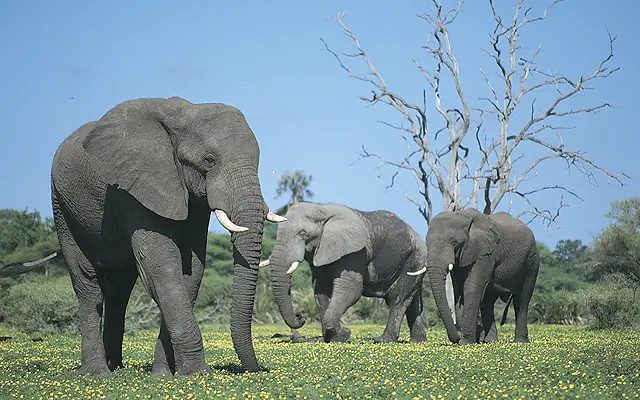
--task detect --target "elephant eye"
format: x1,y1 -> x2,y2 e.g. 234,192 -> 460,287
203,154 -> 217,169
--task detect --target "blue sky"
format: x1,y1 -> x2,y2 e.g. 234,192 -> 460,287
1,1 -> 638,247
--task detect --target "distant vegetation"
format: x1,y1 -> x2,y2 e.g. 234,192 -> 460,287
1,196 -> 639,334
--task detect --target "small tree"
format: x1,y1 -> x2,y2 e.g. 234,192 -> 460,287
275,170 -> 314,208
591,198 -> 640,283
553,240 -> 588,263
0,209 -> 53,260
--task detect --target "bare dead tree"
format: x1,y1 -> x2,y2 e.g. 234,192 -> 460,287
321,0 -> 626,228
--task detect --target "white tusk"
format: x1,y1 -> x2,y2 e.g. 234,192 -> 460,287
266,212 -> 287,223
258,259 -> 270,268
448,263 -> 454,271
407,267 -> 427,276
286,261 -> 300,274
214,209 -> 249,233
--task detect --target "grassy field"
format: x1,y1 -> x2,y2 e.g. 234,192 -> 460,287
0,323 -> 638,399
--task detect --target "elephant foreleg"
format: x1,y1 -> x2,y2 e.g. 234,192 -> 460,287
132,230 -> 208,376
322,271 -> 362,343
103,268 -> 137,371
459,256 -> 494,345
312,272 -> 332,337
152,247 -> 206,376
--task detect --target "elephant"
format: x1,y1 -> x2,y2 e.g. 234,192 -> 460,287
0,97 -> 286,375
413,209 -> 539,345
260,202 -> 428,343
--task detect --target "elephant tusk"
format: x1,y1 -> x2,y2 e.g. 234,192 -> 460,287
214,209 -> 249,233
258,259 -> 270,268
448,263 -> 454,271
266,212 -> 287,223
407,267 -> 427,276
286,261 -> 300,274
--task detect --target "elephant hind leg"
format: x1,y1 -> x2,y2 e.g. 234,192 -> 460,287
65,248 -> 110,375
103,267 -> 137,371
322,271 -> 362,343
375,290 -> 417,343
513,250 -> 539,343
55,210 -> 110,376
405,292 -> 427,342
480,292 -> 499,343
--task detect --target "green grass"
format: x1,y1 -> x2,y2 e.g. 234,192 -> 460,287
0,324 -> 638,399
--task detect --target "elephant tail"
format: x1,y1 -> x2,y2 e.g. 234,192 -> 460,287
0,252 -> 61,278
500,294 -> 514,326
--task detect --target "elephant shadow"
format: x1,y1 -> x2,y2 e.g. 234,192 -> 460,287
139,362 -> 270,375
212,363 -> 270,374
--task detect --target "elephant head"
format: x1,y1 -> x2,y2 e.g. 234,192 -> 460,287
82,97 -> 283,371
262,203 -> 369,328
422,209 -> 499,343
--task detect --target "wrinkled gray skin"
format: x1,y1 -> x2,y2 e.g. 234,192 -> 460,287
426,209 -> 539,345
44,97 -> 266,375
268,203 -> 428,343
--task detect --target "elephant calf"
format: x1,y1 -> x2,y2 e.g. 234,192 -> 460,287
261,203 -> 428,343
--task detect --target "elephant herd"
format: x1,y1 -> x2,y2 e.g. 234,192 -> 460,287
0,97 -> 539,376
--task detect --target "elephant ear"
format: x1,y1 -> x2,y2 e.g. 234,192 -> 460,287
460,212 -> 499,267
313,211 -> 368,267
82,101 -> 189,221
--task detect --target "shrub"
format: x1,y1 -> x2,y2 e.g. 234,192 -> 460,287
529,290 -> 585,325
584,275 -> 640,329
0,275 -> 78,334
196,271 -> 233,309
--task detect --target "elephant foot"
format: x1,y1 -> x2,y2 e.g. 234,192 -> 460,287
475,325 -> 486,343
514,336 -> 530,343
107,361 -> 124,372
374,333 -> 399,343
78,362 -> 112,376
458,336 -> 477,345
291,329 -> 305,343
324,326 -> 351,343
175,362 -> 212,376
410,333 -> 427,343
483,335 -> 498,343
409,324 -> 427,343
151,364 -> 174,378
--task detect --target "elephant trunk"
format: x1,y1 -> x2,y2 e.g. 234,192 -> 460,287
228,183 -> 265,372
269,247 -> 305,329
428,264 -> 459,343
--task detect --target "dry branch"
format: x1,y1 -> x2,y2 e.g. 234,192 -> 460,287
322,0 -> 625,228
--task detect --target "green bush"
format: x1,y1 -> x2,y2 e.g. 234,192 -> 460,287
584,275 -> 640,329
529,290 -> 585,325
347,297 -> 388,323
196,271 -> 233,309
0,275 -> 78,334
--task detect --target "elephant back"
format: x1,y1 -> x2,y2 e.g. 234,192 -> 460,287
362,211 -> 416,275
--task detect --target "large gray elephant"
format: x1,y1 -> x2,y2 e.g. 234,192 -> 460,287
261,203 -> 428,343
0,97 -> 285,375
414,209 -> 539,345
